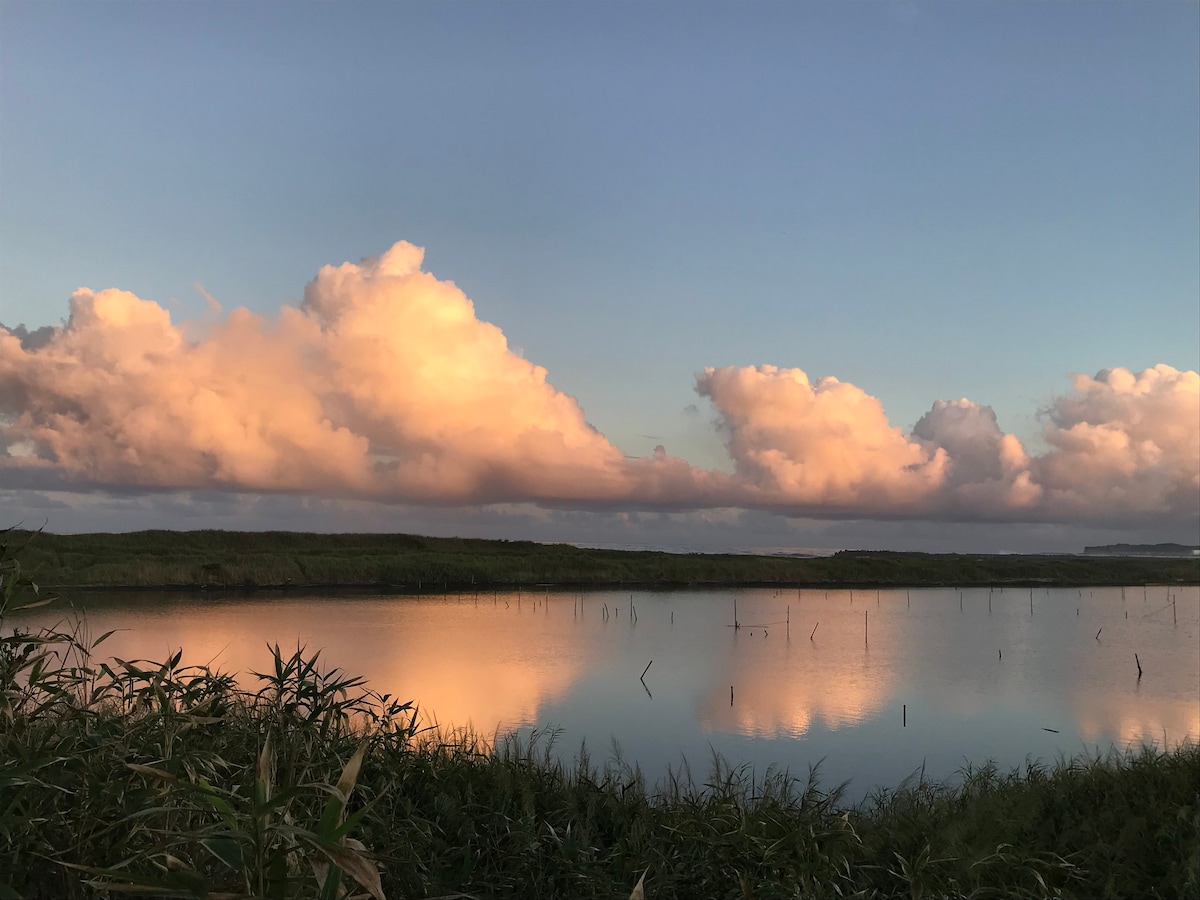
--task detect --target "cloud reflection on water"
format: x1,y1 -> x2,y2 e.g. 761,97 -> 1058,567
15,586 -> 1198,788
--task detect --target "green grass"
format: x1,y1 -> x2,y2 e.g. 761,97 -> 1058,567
3,533 -> 1199,899
10,528 -> 1200,590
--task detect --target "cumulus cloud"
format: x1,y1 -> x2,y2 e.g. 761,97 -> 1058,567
912,399 -> 1040,511
695,365 -> 949,512
1033,365 -> 1200,517
698,363 -> 1197,522
0,243 -> 720,506
2,241 -> 1196,526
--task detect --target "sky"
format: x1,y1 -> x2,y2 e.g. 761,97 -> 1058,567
1,1 -> 1197,553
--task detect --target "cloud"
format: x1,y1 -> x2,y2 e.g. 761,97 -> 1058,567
696,365 -> 949,513
1033,365 -> 1200,518
0,244 -> 721,508
912,398 -> 1040,512
2,241 -> 1196,528
697,363 -> 1197,523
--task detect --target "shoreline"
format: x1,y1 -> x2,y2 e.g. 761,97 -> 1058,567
50,572 -> 1200,592
10,528 -> 1199,592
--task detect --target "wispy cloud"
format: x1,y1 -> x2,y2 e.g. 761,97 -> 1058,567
2,241 -> 1196,527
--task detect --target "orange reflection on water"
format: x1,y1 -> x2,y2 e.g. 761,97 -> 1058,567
59,597 -> 584,743
697,635 -> 896,739
699,674 -> 889,738
1076,700 -> 1200,749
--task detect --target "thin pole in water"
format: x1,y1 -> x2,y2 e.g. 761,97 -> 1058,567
730,685 -> 734,706
903,704 -> 906,727
865,609 -> 868,645
810,622 -> 819,640
1135,653 -> 1143,678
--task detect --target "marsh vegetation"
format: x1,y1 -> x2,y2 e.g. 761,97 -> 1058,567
12,529 -> 1199,590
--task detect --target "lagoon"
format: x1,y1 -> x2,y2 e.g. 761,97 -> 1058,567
17,584 -> 1199,802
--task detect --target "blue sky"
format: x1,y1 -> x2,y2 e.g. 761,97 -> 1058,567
1,1 -> 1197,551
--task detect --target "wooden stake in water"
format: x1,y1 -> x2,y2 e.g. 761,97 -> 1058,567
1030,590 -> 1034,616
810,622 -> 819,640
865,609 -> 869,645
903,704 -> 906,727
730,685 -> 734,706
1135,653 -> 1143,678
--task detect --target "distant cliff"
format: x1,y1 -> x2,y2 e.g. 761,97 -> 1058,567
1083,542 -> 1200,558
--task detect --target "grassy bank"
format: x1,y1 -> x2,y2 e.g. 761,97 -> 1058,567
3,543 -> 1198,899
11,529 -> 1200,590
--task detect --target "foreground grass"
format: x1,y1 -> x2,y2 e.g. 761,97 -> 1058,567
4,542 -> 1199,899
11,529 -> 1200,590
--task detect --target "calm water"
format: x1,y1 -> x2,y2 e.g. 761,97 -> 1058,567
14,585 -> 1199,802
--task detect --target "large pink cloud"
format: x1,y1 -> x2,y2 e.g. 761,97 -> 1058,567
1033,365 -> 1200,517
697,363 -> 1196,521
2,242 -> 1196,525
0,242 -> 718,506
694,365 -> 949,512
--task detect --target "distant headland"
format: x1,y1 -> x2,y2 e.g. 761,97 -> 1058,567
1083,543 -> 1200,558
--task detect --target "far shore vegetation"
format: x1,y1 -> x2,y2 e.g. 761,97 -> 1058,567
8,529 -> 1200,591
2,533 -> 1198,900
